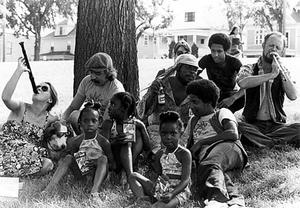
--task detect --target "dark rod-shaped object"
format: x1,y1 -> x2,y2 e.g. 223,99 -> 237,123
19,42 -> 38,94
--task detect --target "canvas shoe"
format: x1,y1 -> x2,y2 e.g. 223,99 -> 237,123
204,199 -> 229,208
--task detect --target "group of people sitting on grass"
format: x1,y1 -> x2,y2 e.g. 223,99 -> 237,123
0,30 -> 300,208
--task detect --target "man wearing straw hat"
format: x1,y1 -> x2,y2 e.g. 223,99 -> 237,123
137,54 -> 199,154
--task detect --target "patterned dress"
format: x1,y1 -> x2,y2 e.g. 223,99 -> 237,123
0,104 -> 48,177
154,145 -> 191,205
74,134 -> 104,175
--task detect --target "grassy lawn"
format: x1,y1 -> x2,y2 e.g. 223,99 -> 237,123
1,58 -> 300,207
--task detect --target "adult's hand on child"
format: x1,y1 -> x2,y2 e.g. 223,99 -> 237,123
217,97 -> 235,109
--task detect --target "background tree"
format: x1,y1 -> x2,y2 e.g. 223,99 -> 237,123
74,0 -> 139,99
5,0 -> 77,61
223,0 -> 255,38
252,0 -> 290,32
135,0 -> 173,43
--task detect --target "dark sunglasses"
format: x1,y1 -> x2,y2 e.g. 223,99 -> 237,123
56,132 -> 69,137
36,85 -> 49,92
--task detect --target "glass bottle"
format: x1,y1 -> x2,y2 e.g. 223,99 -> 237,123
158,86 -> 165,105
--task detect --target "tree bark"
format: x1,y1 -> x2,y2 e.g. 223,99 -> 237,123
74,0 -> 139,100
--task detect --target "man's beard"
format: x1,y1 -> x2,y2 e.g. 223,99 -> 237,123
263,52 -> 273,64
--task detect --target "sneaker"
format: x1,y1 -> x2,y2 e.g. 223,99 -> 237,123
90,192 -> 107,203
204,199 -> 229,208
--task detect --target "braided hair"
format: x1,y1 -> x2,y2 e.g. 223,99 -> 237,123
112,92 -> 136,118
78,100 -> 102,122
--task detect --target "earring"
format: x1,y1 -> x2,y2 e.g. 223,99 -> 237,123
48,100 -> 53,103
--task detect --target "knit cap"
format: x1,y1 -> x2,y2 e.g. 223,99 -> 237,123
84,52 -> 114,71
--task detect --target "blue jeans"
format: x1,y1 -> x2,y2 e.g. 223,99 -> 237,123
239,120 -> 300,148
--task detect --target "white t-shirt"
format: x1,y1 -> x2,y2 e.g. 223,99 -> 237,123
77,75 -> 125,119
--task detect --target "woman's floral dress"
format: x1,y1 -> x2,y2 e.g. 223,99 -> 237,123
0,104 -> 48,177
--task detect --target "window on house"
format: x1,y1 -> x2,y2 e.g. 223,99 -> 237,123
255,29 -> 266,45
59,27 -> 63,35
6,42 -> 12,55
201,39 -> 204,44
153,36 -> 157,45
50,46 -> 54,52
67,44 -> 71,51
185,12 -> 195,22
144,35 -> 148,46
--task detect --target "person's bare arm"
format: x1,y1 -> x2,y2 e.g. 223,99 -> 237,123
190,119 -> 238,158
162,148 -> 191,202
99,136 -> 116,170
136,119 -> 151,151
2,58 -> 29,112
62,93 -> 85,121
217,88 -> 245,109
280,68 -> 298,100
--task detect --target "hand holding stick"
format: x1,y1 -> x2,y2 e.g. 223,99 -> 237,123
19,42 -> 38,94
272,54 -> 287,81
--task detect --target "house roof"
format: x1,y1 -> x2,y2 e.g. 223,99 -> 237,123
40,51 -> 74,56
291,10 -> 300,23
43,28 -> 76,38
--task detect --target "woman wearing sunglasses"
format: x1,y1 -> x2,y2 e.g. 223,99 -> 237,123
0,57 -> 59,177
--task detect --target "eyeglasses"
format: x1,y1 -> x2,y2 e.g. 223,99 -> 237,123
36,85 -> 49,92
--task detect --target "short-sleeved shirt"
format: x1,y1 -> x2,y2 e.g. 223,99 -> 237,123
77,75 -> 125,119
198,54 -> 242,93
182,108 -> 236,160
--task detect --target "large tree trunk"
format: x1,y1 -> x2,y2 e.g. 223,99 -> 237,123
73,0 -> 139,100
34,27 -> 41,61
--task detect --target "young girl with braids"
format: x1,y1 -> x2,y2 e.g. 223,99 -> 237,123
101,92 -> 151,182
43,102 -> 115,199
127,111 -> 192,208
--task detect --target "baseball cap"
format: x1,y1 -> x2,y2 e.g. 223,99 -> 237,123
174,54 -> 198,68
84,52 -> 114,71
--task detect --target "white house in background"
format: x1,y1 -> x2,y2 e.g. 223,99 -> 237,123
166,0 -> 231,57
0,29 -> 35,62
242,0 -> 300,57
40,20 -> 75,61
137,29 -> 170,59
40,1 -> 231,60
139,0 -> 231,58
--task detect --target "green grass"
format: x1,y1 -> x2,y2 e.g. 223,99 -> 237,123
1,58 -> 300,207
